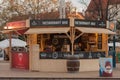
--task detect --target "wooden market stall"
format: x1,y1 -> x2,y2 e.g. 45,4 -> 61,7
3,12 -> 115,72
24,17 -> 115,72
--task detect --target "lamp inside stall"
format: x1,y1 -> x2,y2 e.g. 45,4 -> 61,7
4,26 -> 8,29
4,26 -> 13,30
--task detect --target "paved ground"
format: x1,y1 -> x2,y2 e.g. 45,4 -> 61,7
0,61 -> 120,80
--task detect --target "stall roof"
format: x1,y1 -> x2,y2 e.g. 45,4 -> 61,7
25,27 -> 70,34
76,27 -> 115,34
1,28 -> 28,35
1,29 -> 14,33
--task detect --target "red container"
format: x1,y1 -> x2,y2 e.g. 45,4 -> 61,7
12,52 -> 29,70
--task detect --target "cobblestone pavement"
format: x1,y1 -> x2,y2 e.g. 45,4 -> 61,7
0,62 -> 120,80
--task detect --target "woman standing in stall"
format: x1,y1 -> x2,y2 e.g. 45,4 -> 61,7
76,42 -> 85,51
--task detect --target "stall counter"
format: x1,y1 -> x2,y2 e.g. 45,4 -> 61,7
30,59 -> 99,72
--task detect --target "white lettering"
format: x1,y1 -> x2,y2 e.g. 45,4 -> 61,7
62,21 -> 68,24
91,22 -> 96,26
76,21 -> 90,25
42,21 -> 61,25
75,21 -> 79,24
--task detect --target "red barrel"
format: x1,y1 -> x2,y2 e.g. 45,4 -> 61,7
12,52 -> 29,70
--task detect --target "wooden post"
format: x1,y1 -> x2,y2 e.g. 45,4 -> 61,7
9,32 -> 12,68
70,18 -> 75,55
28,34 -> 32,71
71,26 -> 75,55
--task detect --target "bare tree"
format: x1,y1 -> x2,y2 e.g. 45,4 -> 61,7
0,0 -> 59,28
84,0 -> 120,21
0,0 -> 74,29
79,0 -> 88,8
